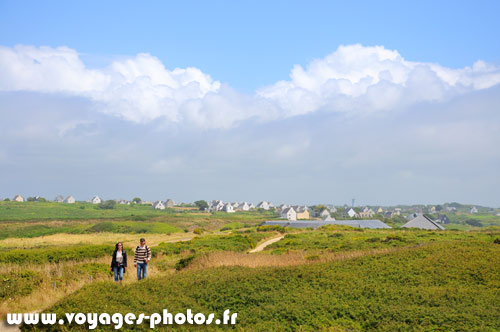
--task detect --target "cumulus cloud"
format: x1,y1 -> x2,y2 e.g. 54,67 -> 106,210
1,44 -> 500,128
258,44 -> 500,115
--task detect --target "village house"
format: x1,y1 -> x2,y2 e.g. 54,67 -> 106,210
54,195 -> 64,203
209,200 -> 224,212
13,195 -> 24,202
153,201 -> 165,210
359,207 -> 375,218
470,206 -> 478,214
320,209 -> 331,219
281,207 -> 297,221
118,199 -> 130,205
436,214 -> 450,224
295,206 -> 310,220
402,215 -> 445,230
343,208 -> 358,218
376,207 -> 384,214
237,202 -> 250,211
91,196 -> 102,204
257,201 -> 271,210
223,203 -> 235,213
64,195 -> 75,204
322,214 -> 335,221
384,211 -> 394,218
165,199 -> 175,208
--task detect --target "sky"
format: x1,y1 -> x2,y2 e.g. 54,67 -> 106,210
0,0 -> 499,206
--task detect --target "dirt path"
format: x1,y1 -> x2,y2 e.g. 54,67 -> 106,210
249,235 -> 285,253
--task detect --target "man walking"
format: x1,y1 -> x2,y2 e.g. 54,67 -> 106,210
134,238 -> 151,280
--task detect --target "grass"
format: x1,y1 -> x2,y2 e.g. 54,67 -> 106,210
0,244 -> 113,264
157,231 -> 272,256
264,226 -> 499,254
23,239 -> 500,331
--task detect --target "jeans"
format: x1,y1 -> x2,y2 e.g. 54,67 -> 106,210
113,266 -> 124,282
137,262 -> 147,280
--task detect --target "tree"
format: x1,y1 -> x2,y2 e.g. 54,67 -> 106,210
314,205 -> 328,213
27,197 -> 35,202
436,205 -> 443,212
98,200 -> 116,210
465,219 -> 482,227
3,198 -> 10,201
194,200 -> 209,211
132,197 -> 142,204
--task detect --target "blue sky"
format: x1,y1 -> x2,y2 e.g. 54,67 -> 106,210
0,1 -> 499,206
1,1 -> 499,91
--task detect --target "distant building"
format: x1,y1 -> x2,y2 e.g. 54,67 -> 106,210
470,206 -> 478,214
153,201 -> 165,210
237,202 -> 250,211
295,206 -> 310,220
384,211 -> 394,219
91,196 -> 102,204
165,199 -> 175,208
320,209 -> 331,219
376,207 -> 384,214
118,199 -> 130,205
281,207 -> 297,221
54,195 -> 64,203
209,200 -> 224,212
436,214 -> 450,224
223,203 -> 235,213
13,195 -> 24,202
257,201 -> 270,210
359,207 -> 375,218
64,195 -> 76,204
402,215 -> 445,230
343,208 -> 358,218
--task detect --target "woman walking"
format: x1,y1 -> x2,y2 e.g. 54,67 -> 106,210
111,242 -> 127,283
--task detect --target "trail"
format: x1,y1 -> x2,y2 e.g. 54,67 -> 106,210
249,235 -> 285,253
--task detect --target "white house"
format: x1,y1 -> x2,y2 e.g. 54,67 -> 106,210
64,195 -> 76,204
257,201 -> 270,210
237,202 -> 250,211
343,208 -> 358,218
13,195 -> 24,202
223,203 -> 235,213
91,196 -> 102,204
153,201 -> 165,210
165,199 -> 175,208
118,199 -> 130,205
470,206 -> 478,214
210,200 -> 225,212
54,195 -> 64,203
320,209 -> 331,219
281,207 -> 297,221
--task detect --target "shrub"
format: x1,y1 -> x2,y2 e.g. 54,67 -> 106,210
98,200 -> 116,210
494,238 -> 500,244
193,228 -> 203,235
466,219 -> 483,227
175,255 -> 196,270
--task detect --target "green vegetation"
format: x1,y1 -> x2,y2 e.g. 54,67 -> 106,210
265,226 -> 498,254
0,244 -> 112,264
157,232 -> 270,255
194,200 -> 208,210
0,271 -> 43,300
25,239 -> 500,331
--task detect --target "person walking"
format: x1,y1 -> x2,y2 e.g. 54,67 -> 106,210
110,242 -> 127,283
134,238 -> 151,280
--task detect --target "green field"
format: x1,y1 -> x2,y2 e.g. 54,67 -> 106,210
22,238 -> 500,331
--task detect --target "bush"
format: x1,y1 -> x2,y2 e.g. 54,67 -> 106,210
0,245 -> 111,264
98,200 -> 116,210
465,219 -> 483,227
494,238 -> 500,244
175,255 -> 196,270
193,228 -> 203,235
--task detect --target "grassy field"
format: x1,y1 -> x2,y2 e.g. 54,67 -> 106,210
1,201 -> 499,331
21,238 -> 500,331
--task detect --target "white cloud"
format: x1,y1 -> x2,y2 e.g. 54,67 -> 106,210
258,44 -> 500,115
1,44 -> 500,128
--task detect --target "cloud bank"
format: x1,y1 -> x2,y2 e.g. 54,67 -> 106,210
1,44 -> 500,206
1,44 -> 500,128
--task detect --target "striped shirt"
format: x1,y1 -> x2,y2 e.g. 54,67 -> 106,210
134,245 -> 151,264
